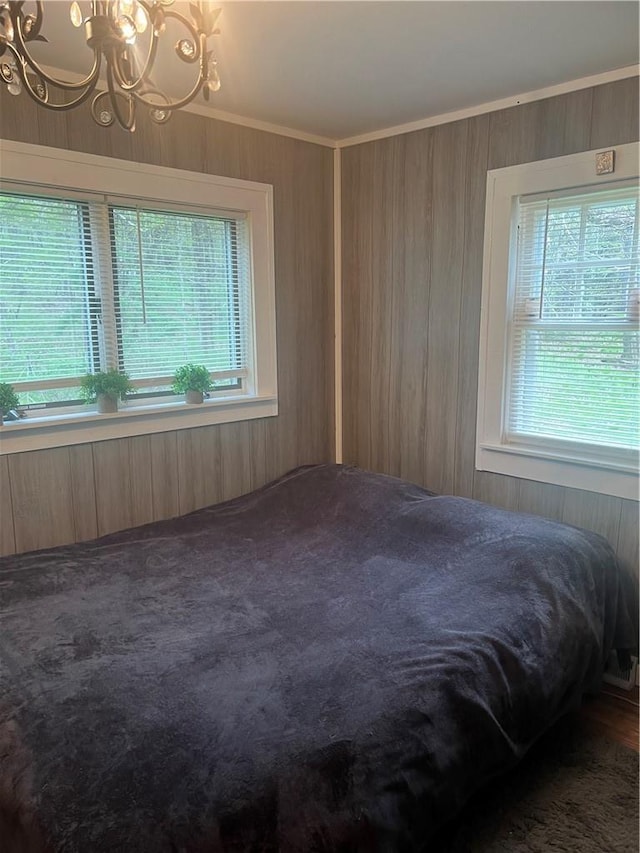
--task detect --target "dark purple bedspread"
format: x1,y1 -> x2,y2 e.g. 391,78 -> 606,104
0,464 -> 633,851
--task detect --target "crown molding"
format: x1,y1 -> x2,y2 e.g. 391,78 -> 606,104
14,63 -> 639,151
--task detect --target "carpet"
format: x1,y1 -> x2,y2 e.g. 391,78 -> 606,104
432,714 -> 639,852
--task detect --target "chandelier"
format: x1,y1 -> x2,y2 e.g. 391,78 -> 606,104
0,1 -> 221,131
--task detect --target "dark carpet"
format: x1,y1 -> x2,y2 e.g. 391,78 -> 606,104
432,714 -> 639,852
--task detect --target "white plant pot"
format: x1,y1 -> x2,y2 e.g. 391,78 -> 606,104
185,390 -> 204,404
97,393 -> 118,414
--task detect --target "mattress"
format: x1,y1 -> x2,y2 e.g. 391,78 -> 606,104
0,464 -> 633,851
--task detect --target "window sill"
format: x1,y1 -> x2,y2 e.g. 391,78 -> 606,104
0,395 -> 278,455
476,442 -> 638,501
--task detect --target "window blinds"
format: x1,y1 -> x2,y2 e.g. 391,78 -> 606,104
509,185 -> 639,451
0,190 -> 252,405
108,206 -> 251,387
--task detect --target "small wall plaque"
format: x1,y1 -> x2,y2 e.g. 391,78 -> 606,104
596,150 -> 615,175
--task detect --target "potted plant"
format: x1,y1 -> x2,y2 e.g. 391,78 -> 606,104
80,369 -> 133,413
172,363 -> 212,404
0,381 -> 20,424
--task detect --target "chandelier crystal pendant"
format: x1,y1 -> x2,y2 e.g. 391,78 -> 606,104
0,1 -> 222,131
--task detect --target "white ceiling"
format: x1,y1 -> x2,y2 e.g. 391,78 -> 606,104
22,1 -> 640,141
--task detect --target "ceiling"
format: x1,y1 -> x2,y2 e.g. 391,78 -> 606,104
21,1 -> 640,141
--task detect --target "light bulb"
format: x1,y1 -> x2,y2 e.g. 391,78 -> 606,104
117,14 -> 136,43
7,79 -> 21,96
134,4 -> 148,33
70,1 -> 82,28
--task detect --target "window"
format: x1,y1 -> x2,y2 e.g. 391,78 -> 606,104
0,142 -> 277,454
477,143 -> 639,500
2,194 -> 250,407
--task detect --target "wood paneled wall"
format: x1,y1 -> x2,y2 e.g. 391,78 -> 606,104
341,77 -> 639,582
0,94 -> 334,555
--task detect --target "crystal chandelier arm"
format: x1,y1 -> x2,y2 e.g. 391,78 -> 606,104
110,2 -> 202,97
4,43 -> 100,111
105,49 -> 136,130
131,35 -> 209,113
8,1 -> 102,92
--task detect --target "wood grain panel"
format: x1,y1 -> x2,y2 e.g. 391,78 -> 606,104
617,500 -> 639,581
386,134 -> 408,478
291,139 -> 335,467
9,448 -> 75,551
472,471 -> 520,512
0,456 -> 15,556
69,443 -> 98,542
341,142 -> 375,468
394,129 -> 433,485
487,101 -> 543,171
93,437 -> 154,536
488,87 -> 593,171
368,138 -> 395,474
516,479 -> 565,523
0,85 -> 333,554
590,77 -> 640,149
248,419 -> 269,491
561,490 -> 622,549
454,114 -> 490,498
219,421 -> 253,502
149,432 -> 180,521
537,88 -> 593,158
424,119 -> 468,495
176,426 -> 223,515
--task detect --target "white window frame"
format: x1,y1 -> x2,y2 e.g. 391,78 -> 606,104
477,142 -> 639,501
0,140 -> 278,455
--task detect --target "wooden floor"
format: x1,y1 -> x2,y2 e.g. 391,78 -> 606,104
577,685 -> 639,752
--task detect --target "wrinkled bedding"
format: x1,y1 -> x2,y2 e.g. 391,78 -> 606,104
0,464 -> 633,851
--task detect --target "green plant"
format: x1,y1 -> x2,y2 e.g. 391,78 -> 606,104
0,381 -> 20,414
172,364 -> 212,394
79,369 -> 133,403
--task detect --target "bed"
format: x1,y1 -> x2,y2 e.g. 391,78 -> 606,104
0,463 -> 634,851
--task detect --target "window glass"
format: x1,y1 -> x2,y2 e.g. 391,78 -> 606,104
110,207 -> 249,385
509,186 -> 639,451
0,194 -> 252,407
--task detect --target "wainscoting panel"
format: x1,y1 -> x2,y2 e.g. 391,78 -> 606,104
0,90 -> 334,554
342,76 -> 639,581
68,443 -> 99,543
8,448 -> 77,552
